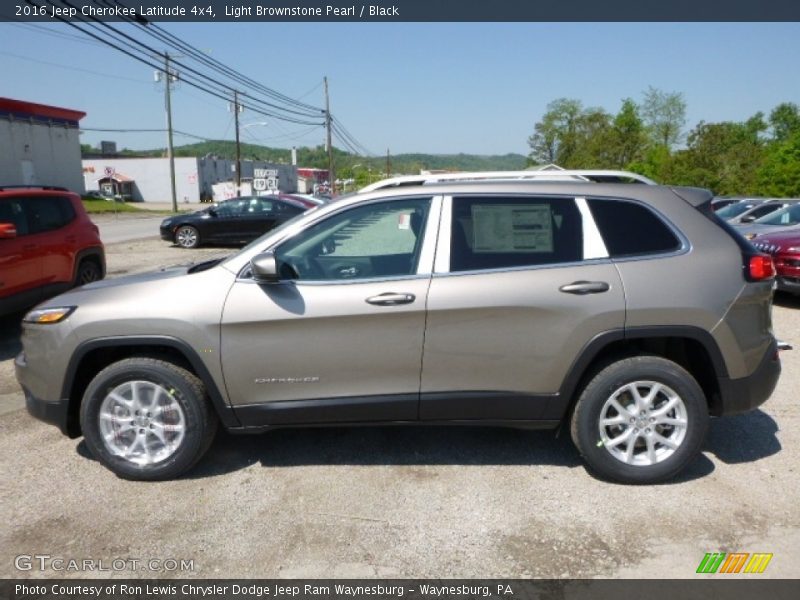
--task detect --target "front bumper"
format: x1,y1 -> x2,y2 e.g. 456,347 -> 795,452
15,351 -> 78,437
714,338 -> 781,416
159,225 -> 174,242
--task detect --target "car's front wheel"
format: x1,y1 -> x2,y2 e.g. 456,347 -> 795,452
175,225 -> 200,249
570,356 -> 709,484
80,358 -> 218,480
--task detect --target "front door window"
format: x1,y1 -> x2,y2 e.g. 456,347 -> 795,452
275,198 -> 431,281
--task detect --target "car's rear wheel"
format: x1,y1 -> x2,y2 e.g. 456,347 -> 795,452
175,225 -> 200,249
74,258 -> 101,287
570,356 -> 708,484
80,358 -> 218,480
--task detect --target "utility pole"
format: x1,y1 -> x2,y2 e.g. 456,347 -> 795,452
231,90 -> 242,193
161,53 -> 178,212
386,148 -> 391,178
324,76 -> 334,193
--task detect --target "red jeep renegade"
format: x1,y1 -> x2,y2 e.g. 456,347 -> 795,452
0,186 -> 105,316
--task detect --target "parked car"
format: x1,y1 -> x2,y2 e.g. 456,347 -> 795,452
717,198 -> 796,225
731,200 -> 797,224
737,202 -> 800,239
713,198 -> 766,221
159,195 -> 311,249
752,230 -> 800,295
0,186 -> 105,316
710,197 -> 742,212
17,172 -> 782,483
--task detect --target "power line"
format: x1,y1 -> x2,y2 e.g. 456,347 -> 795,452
24,0 -> 377,159
81,127 -> 209,141
97,0 -> 325,118
31,1 -> 324,127
0,50 -> 152,85
9,22 -> 107,48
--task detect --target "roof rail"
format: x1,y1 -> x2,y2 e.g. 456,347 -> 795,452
0,185 -> 70,192
358,170 -> 657,193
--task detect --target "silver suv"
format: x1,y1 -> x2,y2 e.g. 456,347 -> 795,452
16,178 -> 782,483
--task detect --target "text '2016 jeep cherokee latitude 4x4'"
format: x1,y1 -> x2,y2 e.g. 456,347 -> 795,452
16,175 -> 783,483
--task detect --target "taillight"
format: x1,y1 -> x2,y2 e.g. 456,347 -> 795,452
748,255 -> 776,280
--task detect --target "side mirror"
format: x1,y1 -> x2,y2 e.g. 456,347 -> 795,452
0,222 -> 17,239
741,214 -> 757,223
250,251 -> 281,284
207,207 -> 217,217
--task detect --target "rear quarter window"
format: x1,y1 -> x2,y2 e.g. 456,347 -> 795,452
588,198 -> 680,257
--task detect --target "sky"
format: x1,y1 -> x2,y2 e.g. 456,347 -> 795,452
2,21 -> 799,157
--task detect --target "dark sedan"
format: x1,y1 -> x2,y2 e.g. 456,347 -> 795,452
160,195 -> 311,248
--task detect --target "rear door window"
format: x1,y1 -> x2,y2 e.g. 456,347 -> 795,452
21,196 -> 75,234
449,196 -> 583,272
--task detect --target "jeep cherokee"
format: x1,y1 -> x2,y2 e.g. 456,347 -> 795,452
15,177 -> 781,483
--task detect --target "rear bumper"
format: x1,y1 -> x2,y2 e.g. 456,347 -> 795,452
715,339 -> 781,416
776,275 -> 800,295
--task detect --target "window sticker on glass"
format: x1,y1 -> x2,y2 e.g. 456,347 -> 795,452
471,204 -> 553,253
397,213 -> 411,230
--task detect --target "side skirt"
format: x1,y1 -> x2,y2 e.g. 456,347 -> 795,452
230,392 -> 567,431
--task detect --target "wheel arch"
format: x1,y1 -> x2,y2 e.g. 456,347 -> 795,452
62,336 -> 240,437
72,247 -> 106,283
557,326 -> 729,424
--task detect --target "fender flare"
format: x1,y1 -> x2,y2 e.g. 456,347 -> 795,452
63,335 -> 240,429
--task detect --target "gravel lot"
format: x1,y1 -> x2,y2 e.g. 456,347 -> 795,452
1,233 -> 799,579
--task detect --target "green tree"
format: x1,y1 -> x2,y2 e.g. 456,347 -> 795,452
527,98 -> 584,165
769,102 -> 800,142
757,130 -> 800,196
641,86 -> 687,149
678,115 -> 766,195
607,98 -> 648,168
527,99 -> 617,168
568,107 -> 613,168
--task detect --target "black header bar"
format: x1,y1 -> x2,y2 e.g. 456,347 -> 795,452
3,0 -> 800,22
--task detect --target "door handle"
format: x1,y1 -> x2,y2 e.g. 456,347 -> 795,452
559,281 -> 610,295
365,292 -> 416,306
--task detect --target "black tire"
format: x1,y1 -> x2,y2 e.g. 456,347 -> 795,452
74,258 -> 102,287
80,358 -> 218,480
175,225 -> 200,249
570,356 -> 709,484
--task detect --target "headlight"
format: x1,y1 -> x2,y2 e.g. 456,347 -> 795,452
23,306 -> 76,324
745,233 -> 757,240
161,218 -> 173,227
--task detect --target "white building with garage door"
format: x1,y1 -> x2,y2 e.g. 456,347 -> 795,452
0,97 -> 86,192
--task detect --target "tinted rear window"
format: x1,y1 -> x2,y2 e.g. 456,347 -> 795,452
588,198 -> 680,257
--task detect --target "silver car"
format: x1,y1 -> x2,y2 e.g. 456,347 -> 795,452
737,201 -> 800,239
16,178 -> 782,483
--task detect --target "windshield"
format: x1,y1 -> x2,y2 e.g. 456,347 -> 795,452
715,201 -> 757,219
753,203 -> 800,226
